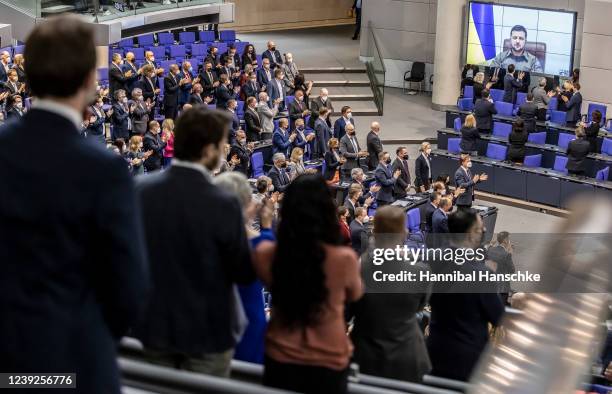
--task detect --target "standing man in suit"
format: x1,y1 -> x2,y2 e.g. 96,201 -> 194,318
334,105 -> 355,140
583,110 -> 602,153
0,50 -> 11,83
474,90 -> 497,134
0,16 -> 148,394
262,41 -> 283,70
112,89 -> 132,141
267,68 -> 286,111
257,58 -> 273,90
350,207 -> 369,256
352,0 -> 362,40
339,123 -> 368,180
366,121 -> 383,170
314,108 -> 333,159
391,146 -> 411,200
109,53 -> 132,97
163,64 -> 182,120
241,72 -> 260,102
268,153 -> 291,193
414,142 -> 432,192
375,151 -> 401,206
257,91 -> 281,138
229,129 -> 252,176
517,93 -> 537,133
292,118 -> 315,159
143,120 -> 168,172
309,88 -> 334,129
502,64 -> 524,103
143,50 -> 164,87
199,61 -> 219,99
565,126 -> 590,176
135,108 -> 253,378
130,87 -> 151,136
561,82 -> 582,126
188,83 -> 205,106
423,192 -> 441,234
454,154 -> 488,210
178,61 -> 194,109
272,118 -> 296,157
122,51 -> 140,98
2,69 -> 24,97
432,197 -> 451,233
215,74 -> 240,109
244,96 -> 263,142
226,98 -> 241,139
288,89 -> 310,128
532,77 -> 555,121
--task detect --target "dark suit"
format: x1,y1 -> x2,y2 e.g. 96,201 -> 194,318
503,73 -> 522,103
134,166 -> 253,358
431,209 -> 449,233
122,61 -> 140,96
349,219 -> 368,256
143,131 -> 167,172
323,150 -> 341,181
517,101 -> 537,133
414,154 -> 431,191
309,96 -> 334,129
262,49 -> 283,69
111,101 -> 131,141
454,166 -> 476,207
0,63 -> 9,83
314,117 -> 332,159
584,122 -> 600,153
339,134 -> 362,176
288,98 -> 308,129
86,106 -> 105,140
473,99 -> 497,133
229,142 -> 250,175
272,127 -> 292,157
109,62 -> 128,96
507,130 -> 528,162
366,131 -> 383,170
163,73 -> 180,119
131,100 -> 149,135
375,162 -> 396,204
244,108 -> 262,142
241,81 -> 260,102
256,68 -> 273,90
391,157 -> 411,199
6,106 -> 24,120
565,91 -> 582,124
199,69 -> 218,97
333,116 -> 355,140
267,78 -> 286,110
0,109 -> 148,394
423,202 -> 437,233
344,199 -> 357,223
188,93 -> 204,106
566,138 -> 590,175
268,165 -> 291,193
215,83 -> 236,109
178,71 -> 194,106
459,126 -> 480,153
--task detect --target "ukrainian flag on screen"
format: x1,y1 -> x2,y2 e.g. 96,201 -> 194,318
467,2 -> 496,64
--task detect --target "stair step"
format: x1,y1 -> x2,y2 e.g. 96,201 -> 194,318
312,80 -> 370,87
329,100 -> 379,116
300,67 -> 366,74
332,109 -> 379,116
328,94 -> 374,101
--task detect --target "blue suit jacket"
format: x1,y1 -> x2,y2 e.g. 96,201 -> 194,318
503,74 -> 522,103
565,92 -> 582,123
256,68 -> 272,89
0,109 -> 149,394
314,118 -> 332,158
432,209 -> 449,233
122,62 -> 140,95
333,117 -> 355,140
272,128 -> 292,156
178,70 -> 194,106
267,79 -> 285,110
454,166 -> 476,206
374,162 -> 396,202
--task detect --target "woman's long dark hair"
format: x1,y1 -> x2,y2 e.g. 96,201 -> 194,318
271,174 -> 341,329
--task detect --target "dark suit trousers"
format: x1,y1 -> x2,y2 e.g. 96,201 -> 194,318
353,8 -> 362,38
164,105 -> 178,120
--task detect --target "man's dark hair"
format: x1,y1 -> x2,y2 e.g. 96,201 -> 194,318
25,16 -> 96,98
256,178 -> 269,193
527,93 -> 534,101
396,146 -> 406,155
510,25 -> 527,39
341,105 -> 351,115
174,108 -> 230,161
274,68 -> 283,78
482,89 -> 490,99
508,64 -> 515,74
496,231 -> 510,244
592,110 -> 602,124
448,208 -> 479,233
429,191 -> 440,203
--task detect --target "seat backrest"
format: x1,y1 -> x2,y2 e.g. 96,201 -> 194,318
235,41 -> 248,54
447,138 -> 461,154
179,31 -> 196,44
492,121 -> 512,138
550,110 -> 566,125
411,62 -> 426,79
199,30 -> 216,43
552,155 -> 568,173
251,152 -> 264,177
527,131 -> 546,145
596,166 -> 610,181
457,98 -> 474,111
285,95 -> 295,108
160,60 -> 173,73
97,67 -> 109,81
137,34 -> 155,47
119,38 -> 134,48
464,85 -> 474,99
557,132 -> 574,150
216,42 -> 228,54
494,101 -> 513,116
601,138 -> 612,155
587,103 -> 607,126
548,96 -> 558,112
191,43 -> 208,57
169,45 -> 186,58
132,47 -> 145,61
502,39 -> 546,70
514,92 -> 527,109
147,46 -> 166,60
236,100 -> 245,116
219,30 -> 236,42
158,32 -> 175,45
523,154 -> 542,168
489,88 -> 504,102
485,143 -> 508,161
407,208 -> 421,232
13,45 -> 25,55
453,117 -> 462,131
110,48 -> 124,58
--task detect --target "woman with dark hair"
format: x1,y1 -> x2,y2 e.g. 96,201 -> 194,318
507,119 -> 528,164
293,73 -> 313,107
434,173 -> 452,196
242,44 -> 258,70
337,205 -> 352,246
570,68 -> 580,84
323,138 -> 345,182
254,174 -> 363,394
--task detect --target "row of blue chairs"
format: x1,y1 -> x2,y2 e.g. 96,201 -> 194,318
110,41 -> 250,62
0,45 -> 24,57
114,30 -> 239,49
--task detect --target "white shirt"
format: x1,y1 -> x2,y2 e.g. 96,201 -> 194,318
33,99 -> 82,130
172,159 -> 213,182
421,152 -> 431,179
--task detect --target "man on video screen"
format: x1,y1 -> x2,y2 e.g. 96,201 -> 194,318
490,25 -> 543,73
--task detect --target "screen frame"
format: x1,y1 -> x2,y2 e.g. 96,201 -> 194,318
465,0 -> 578,77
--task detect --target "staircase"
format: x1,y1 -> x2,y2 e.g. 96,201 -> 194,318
301,66 -> 380,117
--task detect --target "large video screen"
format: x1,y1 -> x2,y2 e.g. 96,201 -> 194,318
466,1 -> 577,76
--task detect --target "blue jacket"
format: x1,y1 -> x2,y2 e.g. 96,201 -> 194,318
267,78 -> 286,110
333,116 -> 355,140
502,73 -> 522,103
374,162 -> 396,203
178,70 -> 194,106
432,208 -> 449,233
454,166 -> 476,206
272,127 -> 292,157
565,91 -> 582,123
314,118 -> 332,158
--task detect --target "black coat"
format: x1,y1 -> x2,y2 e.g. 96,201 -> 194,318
143,131 -> 166,172
111,101 -> 131,141
507,130 -> 528,162
244,108 -> 262,142
215,84 -> 235,109
134,166 -> 254,355
366,131 -> 382,170
414,154 -> 431,190
349,219 -> 368,256
229,142 -> 250,175
323,150 -> 341,181
566,138 -> 590,173
163,74 -> 180,108
198,69 -> 218,97
459,126 -> 480,153
109,63 -> 128,95
584,122 -> 600,153
391,157 -> 411,199
473,99 -> 497,131
268,165 -> 291,193
517,102 -> 537,133
0,109 -> 148,394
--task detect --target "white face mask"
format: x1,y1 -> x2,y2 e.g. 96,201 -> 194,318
297,155 -> 303,161
346,112 -> 352,119
122,97 -> 128,103
15,102 -> 23,109
466,161 -> 473,168
268,185 -> 274,192
440,190 -> 446,196
363,216 -> 370,223
426,148 -> 432,155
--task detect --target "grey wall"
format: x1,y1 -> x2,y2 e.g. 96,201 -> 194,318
360,0 -> 585,91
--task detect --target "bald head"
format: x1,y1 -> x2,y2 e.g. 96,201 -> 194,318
371,122 -> 380,133
320,88 -> 329,96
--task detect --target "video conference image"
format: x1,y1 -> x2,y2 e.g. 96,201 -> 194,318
466,1 -> 577,76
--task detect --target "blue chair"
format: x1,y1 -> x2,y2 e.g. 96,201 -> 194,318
168,45 -> 187,59
489,88 -> 504,102
368,207 -> 377,218
97,67 -> 109,82
486,143 -> 507,161
464,85 -> 474,99
235,41 -> 248,54
147,46 -> 166,61
110,48 -> 124,58
587,103 -> 607,126
601,138 -> 612,155
284,95 -> 295,108
494,101 -> 513,117
13,45 -> 24,55
552,155 -> 568,174
191,43 -> 208,57
406,208 -> 421,233
492,121 -> 512,138
137,34 -> 155,47
179,31 -> 196,45
118,38 -> 134,48
132,47 -> 145,62
256,54 -> 263,65
557,133 -> 574,150
236,100 -> 245,118
208,104 -> 216,110
596,166 -> 609,181
453,117 -> 461,131
523,154 -> 542,168
548,96 -> 558,111
251,152 -> 264,178
160,60 -> 173,73
513,92 -> 527,115
606,119 -> 612,133
157,32 -> 175,46
220,30 -> 237,42
457,98 -> 473,111
273,119 -> 280,130
199,30 -> 216,43
527,131 -> 546,145
447,138 -> 461,154
550,110 -> 566,125
216,42 -> 228,54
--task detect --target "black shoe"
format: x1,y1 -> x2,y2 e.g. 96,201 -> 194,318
352,36 -> 358,40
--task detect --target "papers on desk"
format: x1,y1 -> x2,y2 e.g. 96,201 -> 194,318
391,200 -> 411,208
471,205 -> 491,213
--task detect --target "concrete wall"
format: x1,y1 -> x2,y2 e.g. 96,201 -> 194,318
0,24 -> 12,48
360,0 -> 585,94
221,0 -> 354,32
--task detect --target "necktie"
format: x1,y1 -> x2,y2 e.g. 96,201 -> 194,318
207,72 -> 212,82
350,136 -> 358,153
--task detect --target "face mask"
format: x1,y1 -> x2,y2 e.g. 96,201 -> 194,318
122,97 -> 128,103
271,46 -> 276,51
297,126 -> 304,132
466,161 -> 473,168
268,185 -> 274,192
15,102 -> 23,109
280,162 -> 287,168
363,216 -> 370,223
96,102 -> 104,108
321,95 -> 328,102
426,148 -> 432,155
402,154 -> 409,160
297,155 -> 303,161
297,96 -> 303,102
440,190 -> 446,196
188,67 -> 193,72
385,158 -> 391,165
149,57 -> 155,62
346,112 -> 352,119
